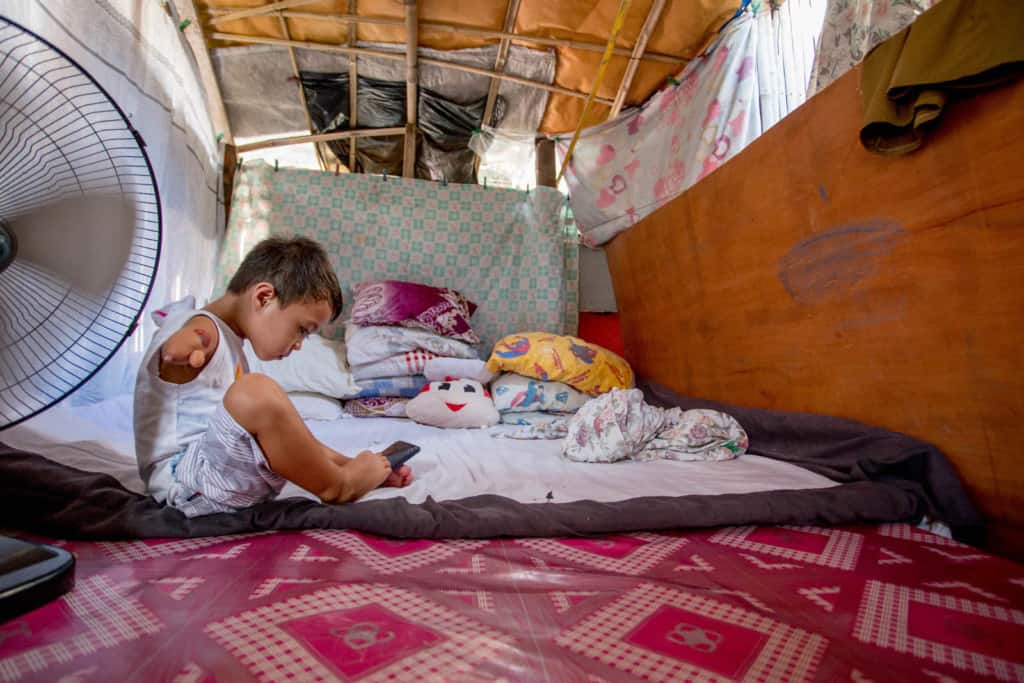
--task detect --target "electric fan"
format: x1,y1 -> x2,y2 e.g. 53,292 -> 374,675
0,16 -> 162,621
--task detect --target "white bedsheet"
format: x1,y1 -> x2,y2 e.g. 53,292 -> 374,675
1,398 -> 838,505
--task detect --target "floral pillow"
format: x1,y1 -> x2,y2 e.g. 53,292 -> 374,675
350,280 -> 479,343
485,332 -> 634,395
491,373 -> 590,413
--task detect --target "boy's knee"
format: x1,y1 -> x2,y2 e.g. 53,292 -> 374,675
224,373 -> 289,431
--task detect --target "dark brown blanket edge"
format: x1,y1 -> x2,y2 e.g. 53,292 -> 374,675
0,449 -> 923,540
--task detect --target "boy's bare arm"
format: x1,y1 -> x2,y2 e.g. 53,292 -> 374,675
159,315 -> 220,384
268,447 -> 390,504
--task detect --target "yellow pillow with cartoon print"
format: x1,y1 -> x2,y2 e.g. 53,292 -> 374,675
485,332 -> 634,396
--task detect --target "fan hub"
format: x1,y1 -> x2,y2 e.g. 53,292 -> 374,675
0,221 -> 14,274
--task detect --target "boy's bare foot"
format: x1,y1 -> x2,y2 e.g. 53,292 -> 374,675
382,465 -> 413,488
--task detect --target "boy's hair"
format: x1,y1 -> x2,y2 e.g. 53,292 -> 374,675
227,236 -> 344,321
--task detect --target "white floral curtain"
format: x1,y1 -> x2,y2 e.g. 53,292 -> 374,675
808,0 -> 940,96
557,4 -> 827,247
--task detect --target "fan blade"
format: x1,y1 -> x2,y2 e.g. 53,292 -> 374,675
4,196 -> 136,296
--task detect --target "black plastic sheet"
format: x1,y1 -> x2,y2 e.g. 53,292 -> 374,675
300,71 -> 505,182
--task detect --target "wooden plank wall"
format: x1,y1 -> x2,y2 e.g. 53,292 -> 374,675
605,66 -> 1024,559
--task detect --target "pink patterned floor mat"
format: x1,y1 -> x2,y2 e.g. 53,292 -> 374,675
2,524 -> 1022,682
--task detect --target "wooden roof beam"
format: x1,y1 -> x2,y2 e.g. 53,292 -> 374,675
403,0 -> 418,178
209,0 -> 323,25
347,0 -> 358,171
210,32 -> 615,104
275,10 -> 323,169
172,0 -> 233,143
481,0 -> 522,130
237,127 -> 406,153
206,9 -> 688,65
609,0 -> 666,119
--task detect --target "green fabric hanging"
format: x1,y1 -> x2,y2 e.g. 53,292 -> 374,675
861,0 -> 1024,155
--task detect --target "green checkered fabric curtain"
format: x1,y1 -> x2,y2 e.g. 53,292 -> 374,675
217,162 -> 578,353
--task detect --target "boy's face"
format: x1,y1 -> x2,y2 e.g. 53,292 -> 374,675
249,290 -> 333,361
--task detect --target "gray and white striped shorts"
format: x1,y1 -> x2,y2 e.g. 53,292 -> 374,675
166,403 -> 286,518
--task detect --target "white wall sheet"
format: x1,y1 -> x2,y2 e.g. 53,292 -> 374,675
557,5 -> 826,247
1,0 -> 225,402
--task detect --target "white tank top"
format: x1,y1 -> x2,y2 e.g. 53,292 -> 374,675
133,308 -> 248,502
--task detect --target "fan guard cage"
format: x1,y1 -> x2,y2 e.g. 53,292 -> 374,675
0,16 -> 162,430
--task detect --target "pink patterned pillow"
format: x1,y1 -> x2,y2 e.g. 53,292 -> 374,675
350,280 -> 479,343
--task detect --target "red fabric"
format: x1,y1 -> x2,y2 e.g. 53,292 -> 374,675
577,312 -> 625,356
3,524 -> 1022,682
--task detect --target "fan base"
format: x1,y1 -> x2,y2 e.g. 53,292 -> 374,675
0,535 -> 75,624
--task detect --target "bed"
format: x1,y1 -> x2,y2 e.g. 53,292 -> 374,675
1,378 -> 1022,682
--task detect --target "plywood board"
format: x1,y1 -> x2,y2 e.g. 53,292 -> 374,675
606,66 -> 1024,558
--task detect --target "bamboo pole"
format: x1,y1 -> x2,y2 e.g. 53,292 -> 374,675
206,9 -> 688,65
403,0 -> 418,178
210,32 -> 615,104
276,11 -> 324,169
172,0 -> 233,143
556,0 -> 633,183
481,0 -> 522,129
209,0 -> 322,25
609,0 -> 666,119
237,127 -> 406,153
347,0 -> 358,171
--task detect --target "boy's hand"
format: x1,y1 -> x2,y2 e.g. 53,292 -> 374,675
162,327 -> 212,368
382,465 -> 413,488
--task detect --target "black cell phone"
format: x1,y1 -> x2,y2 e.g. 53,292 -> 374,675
381,440 -> 419,469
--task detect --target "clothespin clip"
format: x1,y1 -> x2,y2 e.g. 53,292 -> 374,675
335,162 -> 341,176
666,76 -> 680,86
235,157 -> 243,171
525,183 -> 530,195
178,18 -> 191,31
441,174 -> 447,187
382,169 -> 388,182
215,133 -> 224,144
274,159 -> 279,172
483,177 -> 487,189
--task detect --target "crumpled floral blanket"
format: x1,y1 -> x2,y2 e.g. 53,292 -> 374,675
491,389 -> 748,465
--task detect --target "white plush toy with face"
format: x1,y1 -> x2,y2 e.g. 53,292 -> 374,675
406,377 -> 499,428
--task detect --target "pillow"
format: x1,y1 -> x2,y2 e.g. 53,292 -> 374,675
346,324 -> 479,366
288,392 -> 344,421
424,357 -> 494,384
245,334 -> 360,398
350,280 -> 479,343
343,397 -> 409,418
406,378 -> 499,428
491,373 -> 590,413
499,411 -> 572,426
485,332 -> 634,395
355,375 -> 428,399
351,350 -> 437,381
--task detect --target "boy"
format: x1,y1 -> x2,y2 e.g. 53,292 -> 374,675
133,236 -> 412,517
